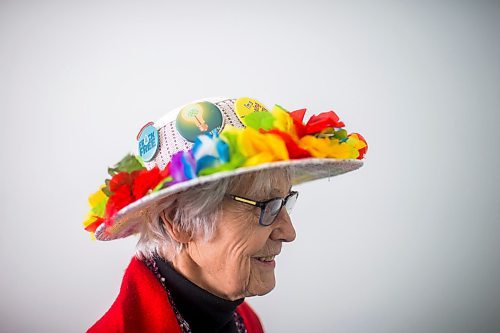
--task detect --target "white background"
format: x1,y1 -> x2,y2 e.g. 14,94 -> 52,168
1,1 -> 499,332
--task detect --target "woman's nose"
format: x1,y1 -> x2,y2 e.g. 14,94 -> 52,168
270,209 -> 296,243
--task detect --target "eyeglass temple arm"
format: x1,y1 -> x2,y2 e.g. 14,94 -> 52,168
227,194 -> 266,208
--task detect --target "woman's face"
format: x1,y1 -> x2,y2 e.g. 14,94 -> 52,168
172,171 -> 296,300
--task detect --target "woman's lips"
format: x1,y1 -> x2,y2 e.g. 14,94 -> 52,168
252,255 -> 276,268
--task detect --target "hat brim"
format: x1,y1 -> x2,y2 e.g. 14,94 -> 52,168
94,158 -> 363,241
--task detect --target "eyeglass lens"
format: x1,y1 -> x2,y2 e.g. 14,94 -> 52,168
285,192 -> 298,212
260,192 -> 298,226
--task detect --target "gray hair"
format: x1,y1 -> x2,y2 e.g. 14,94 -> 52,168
135,168 -> 291,260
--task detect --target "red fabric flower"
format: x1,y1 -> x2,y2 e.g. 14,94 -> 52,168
106,185 -> 134,223
109,172 -> 134,193
289,109 -> 307,138
132,166 -> 170,199
261,129 -> 312,159
305,111 -> 345,135
104,166 -> 171,222
133,169 -> 158,199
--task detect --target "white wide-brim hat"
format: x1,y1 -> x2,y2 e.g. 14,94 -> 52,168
83,97 -> 367,241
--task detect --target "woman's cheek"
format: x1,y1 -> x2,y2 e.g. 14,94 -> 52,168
219,254 -> 251,299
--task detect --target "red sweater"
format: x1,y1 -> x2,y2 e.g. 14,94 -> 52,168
88,257 -> 264,333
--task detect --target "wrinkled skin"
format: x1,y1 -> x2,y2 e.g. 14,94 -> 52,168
168,172 -> 296,300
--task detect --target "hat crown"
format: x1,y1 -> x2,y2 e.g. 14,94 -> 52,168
142,97 -> 244,171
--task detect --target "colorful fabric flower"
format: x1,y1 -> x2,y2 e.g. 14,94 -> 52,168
192,131 -> 229,173
83,155 -> 171,236
169,131 -> 234,178
298,136 -> 360,159
237,127 -> 289,166
243,111 -> 275,131
170,151 -> 196,183
347,133 -> 368,160
289,108 -> 308,138
262,129 -> 311,159
83,186 -> 108,232
105,177 -> 134,224
305,110 -> 345,135
270,105 -> 297,136
133,166 -> 171,199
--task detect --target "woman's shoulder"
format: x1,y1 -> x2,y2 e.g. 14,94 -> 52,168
87,257 -> 182,333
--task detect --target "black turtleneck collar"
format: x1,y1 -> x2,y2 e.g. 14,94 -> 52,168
154,256 -> 244,333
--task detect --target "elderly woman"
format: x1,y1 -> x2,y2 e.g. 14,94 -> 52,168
84,97 -> 367,333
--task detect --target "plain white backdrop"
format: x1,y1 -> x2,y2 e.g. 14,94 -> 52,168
1,1 -> 499,332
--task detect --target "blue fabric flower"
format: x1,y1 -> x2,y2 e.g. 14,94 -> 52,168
192,131 -> 229,174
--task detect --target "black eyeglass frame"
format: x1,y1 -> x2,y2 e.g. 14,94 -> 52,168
225,191 -> 299,226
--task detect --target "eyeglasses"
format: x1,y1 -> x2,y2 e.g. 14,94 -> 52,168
226,191 -> 299,226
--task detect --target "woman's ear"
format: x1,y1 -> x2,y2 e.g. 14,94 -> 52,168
160,208 -> 192,244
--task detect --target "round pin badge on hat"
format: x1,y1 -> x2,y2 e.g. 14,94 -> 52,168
137,122 -> 159,162
234,97 -> 269,126
175,101 -> 224,142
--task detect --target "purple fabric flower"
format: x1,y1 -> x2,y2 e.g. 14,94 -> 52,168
170,151 -> 196,183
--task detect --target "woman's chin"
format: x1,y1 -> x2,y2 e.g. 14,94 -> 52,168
245,266 -> 277,296
255,284 -> 275,296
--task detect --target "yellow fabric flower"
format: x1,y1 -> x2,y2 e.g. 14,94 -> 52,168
89,186 -> 107,209
299,136 -> 360,159
346,133 -> 368,151
83,186 -> 108,229
270,105 -> 297,138
238,127 -> 289,166
83,212 -> 98,229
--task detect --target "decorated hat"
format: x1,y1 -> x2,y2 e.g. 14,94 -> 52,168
83,97 -> 368,241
